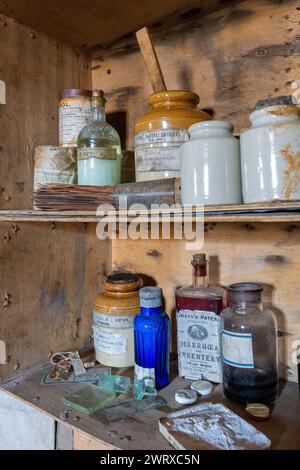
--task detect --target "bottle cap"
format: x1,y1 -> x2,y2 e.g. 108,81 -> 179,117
91,89 -> 106,106
175,389 -> 198,405
139,287 -> 162,308
191,380 -> 213,396
192,253 -> 207,266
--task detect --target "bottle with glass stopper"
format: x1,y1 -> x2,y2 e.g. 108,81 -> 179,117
77,89 -> 121,186
176,253 -> 226,383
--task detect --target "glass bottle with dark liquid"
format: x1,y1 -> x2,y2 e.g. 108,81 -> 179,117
176,254 -> 226,383
221,283 -> 278,404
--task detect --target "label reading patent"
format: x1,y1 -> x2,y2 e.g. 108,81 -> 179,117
222,330 -> 254,369
93,325 -> 127,355
77,147 -> 117,161
177,309 -> 222,383
93,310 -> 134,329
135,128 -> 189,172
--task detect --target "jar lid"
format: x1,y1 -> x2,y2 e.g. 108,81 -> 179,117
107,272 -> 139,284
60,89 -> 92,99
228,283 -> 263,304
253,95 -> 295,111
140,286 -> 162,308
149,90 -> 200,108
104,271 -> 142,294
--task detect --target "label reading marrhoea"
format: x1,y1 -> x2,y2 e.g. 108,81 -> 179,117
93,310 -> 134,329
177,309 -> 222,383
222,330 -> 254,369
93,325 -> 127,355
77,148 -> 117,161
135,129 -> 189,172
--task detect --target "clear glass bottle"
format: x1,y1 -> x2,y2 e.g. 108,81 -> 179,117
221,283 -> 278,404
176,254 -> 226,383
134,287 -> 170,389
77,89 -> 121,186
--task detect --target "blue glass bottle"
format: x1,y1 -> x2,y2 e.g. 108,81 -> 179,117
134,287 -> 170,389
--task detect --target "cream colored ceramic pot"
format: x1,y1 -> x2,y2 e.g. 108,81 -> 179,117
180,121 -> 242,206
240,104 -> 300,203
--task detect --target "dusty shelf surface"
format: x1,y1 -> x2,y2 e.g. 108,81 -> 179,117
1,364 -> 300,450
1,201 -> 300,223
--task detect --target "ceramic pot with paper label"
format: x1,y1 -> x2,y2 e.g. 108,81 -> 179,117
181,121 -> 242,205
221,283 -> 278,404
93,272 -> 142,367
134,90 -> 211,182
240,101 -> 300,203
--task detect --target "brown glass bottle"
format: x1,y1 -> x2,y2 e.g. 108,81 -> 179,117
176,254 -> 226,383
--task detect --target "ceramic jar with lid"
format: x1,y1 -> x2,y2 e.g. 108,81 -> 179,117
240,99 -> 300,203
93,272 -> 142,368
181,120 -> 242,206
134,90 -> 211,182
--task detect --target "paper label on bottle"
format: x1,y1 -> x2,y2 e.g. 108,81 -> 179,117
135,129 -> 189,172
134,363 -> 155,381
177,309 -> 222,383
59,97 -> 92,147
34,168 -> 75,188
93,325 -> 127,355
222,330 -> 254,369
93,310 -> 134,329
77,147 -> 117,161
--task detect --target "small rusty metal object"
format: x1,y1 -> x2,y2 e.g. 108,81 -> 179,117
245,403 -> 271,421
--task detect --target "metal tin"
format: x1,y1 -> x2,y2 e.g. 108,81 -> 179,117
33,146 -> 77,191
240,103 -> 300,203
181,121 -> 242,205
93,272 -> 142,368
59,89 -> 92,147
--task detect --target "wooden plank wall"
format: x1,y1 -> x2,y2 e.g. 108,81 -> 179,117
93,0 -> 300,147
112,223 -> 300,383
0,222 -> 111,382
0,13 -> 91,210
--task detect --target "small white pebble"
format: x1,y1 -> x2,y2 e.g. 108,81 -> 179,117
175,389 -> 198,405
191,380 -> 213,396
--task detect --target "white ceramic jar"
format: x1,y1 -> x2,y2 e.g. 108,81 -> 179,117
181,121 -> 242,206
240,104 -> 300,203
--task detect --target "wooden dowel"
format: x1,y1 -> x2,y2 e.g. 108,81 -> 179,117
136,26 -> 167,93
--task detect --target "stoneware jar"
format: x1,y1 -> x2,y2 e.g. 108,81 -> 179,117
181,120 -> 242,206
240,102 -> 300,203
134,90 -> 211,182
93,272 -> 142,368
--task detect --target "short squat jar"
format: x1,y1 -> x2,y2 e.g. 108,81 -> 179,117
181,121 -> 242,206
221,283 -> 278,404
240,101 -> 300,203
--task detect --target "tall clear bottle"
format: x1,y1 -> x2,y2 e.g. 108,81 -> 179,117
176,254 -> 226,383
221,283 -> 278,404
77,90 -> 121,186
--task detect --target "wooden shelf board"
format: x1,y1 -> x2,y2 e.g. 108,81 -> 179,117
1,204 -> 300,223
1,364 -> 300,450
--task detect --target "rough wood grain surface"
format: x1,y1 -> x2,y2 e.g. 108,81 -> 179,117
1,368 -> 299,450
93,0 -> 300,147
0,13 -> 91,210
112,222 -> 300,383
0,222 -> 111,382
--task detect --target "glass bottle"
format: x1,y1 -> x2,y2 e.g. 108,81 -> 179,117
77,89 -> 121,186
221,283 -> 278,404
134,287 -> 170,389
176,254 -> 226,383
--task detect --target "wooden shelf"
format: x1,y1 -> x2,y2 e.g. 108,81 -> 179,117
1,203 -> 300,224
1,364 -> 299,450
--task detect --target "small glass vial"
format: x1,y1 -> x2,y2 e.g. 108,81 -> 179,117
134,287 -> 170,389
221,283 -> 278,404
176,254 -> 226,383
77,89 -> 121,186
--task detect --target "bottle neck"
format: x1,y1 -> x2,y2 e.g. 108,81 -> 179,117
141,306 -> 163,316
91,99 -> 106,122
193,265 -> 208,288
231,301 -> 262,314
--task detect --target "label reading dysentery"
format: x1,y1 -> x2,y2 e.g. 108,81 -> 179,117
93,310 -> 134,329
77,148 -> 117,161
222,330 -> 254,369
93,325 -> 127,355
135,129 -> 189,172
177,309 -> 222,383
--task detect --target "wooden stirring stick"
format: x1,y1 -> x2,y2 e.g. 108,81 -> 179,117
136,26 -> 167,93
